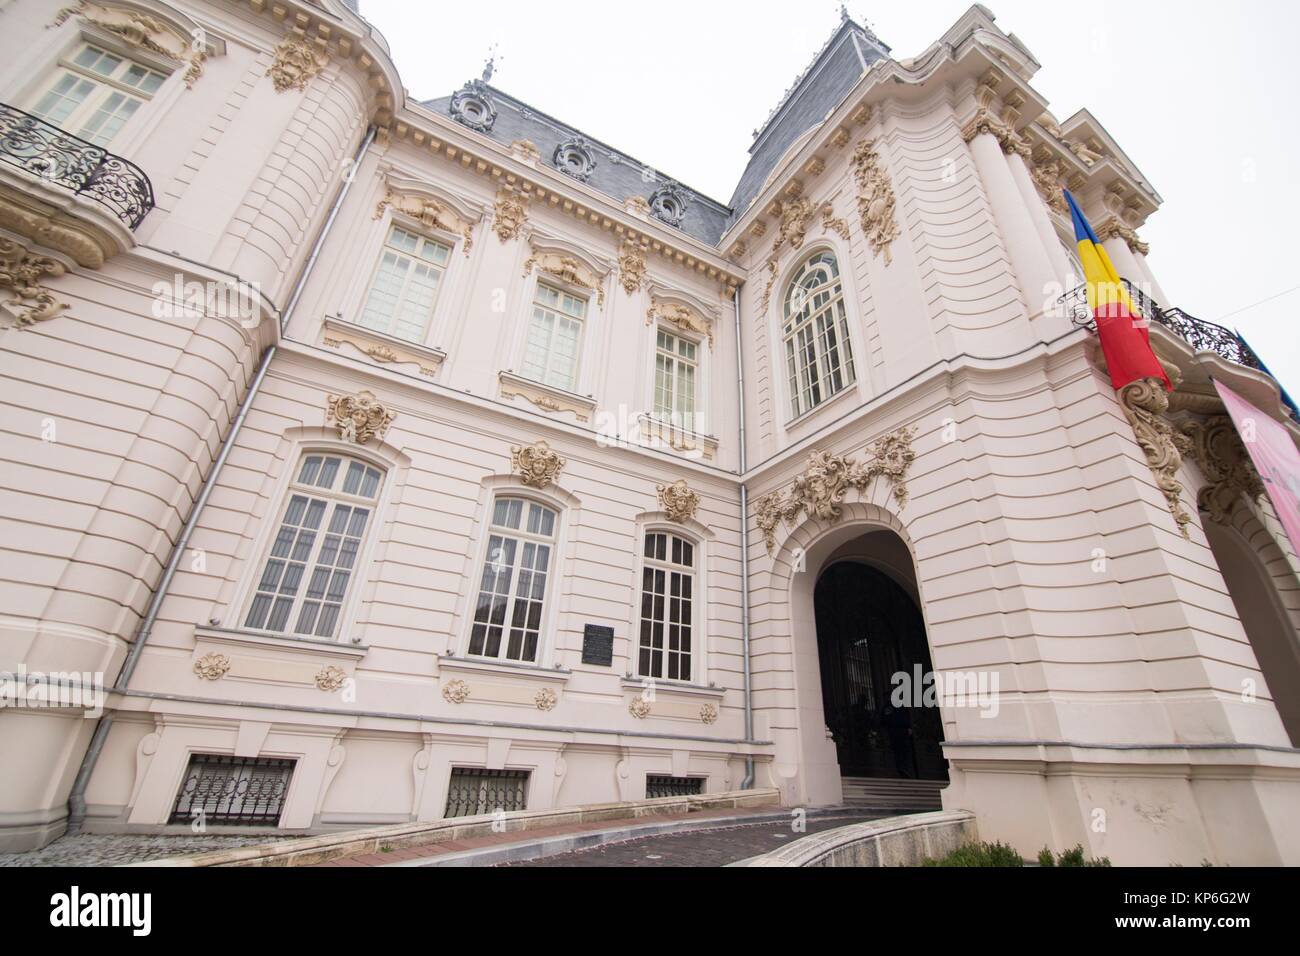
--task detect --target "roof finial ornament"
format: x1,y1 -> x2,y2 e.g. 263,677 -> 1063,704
481,44 -> 499,83
840,3 -> 850,21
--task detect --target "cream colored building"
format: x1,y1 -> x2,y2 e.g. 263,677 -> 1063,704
1,0 -> 1298,865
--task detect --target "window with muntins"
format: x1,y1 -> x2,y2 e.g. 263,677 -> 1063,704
469,497 -> 558,663
783,251 -> 855,419
638,531 -> 695,681
521,283 -> 585,391
654,328 -> 698,433
244,453 -> 384,641
30,43 -> 167,146
358,225 -> 451,343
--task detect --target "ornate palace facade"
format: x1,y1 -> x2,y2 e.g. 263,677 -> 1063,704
1,0 -> 1298,864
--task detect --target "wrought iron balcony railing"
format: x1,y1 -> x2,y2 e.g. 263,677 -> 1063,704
1058,278 -> 1265,373
0,102 -> 154,229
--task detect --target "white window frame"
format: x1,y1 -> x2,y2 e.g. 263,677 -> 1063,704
354,223 -> 453,345
239,450 -> 387,643
518,279 -> 588,393
635,528 -> 700,683
26,40 -> 169,146
651,326 -> 701,435
782,250 -> 856,421
464,495 -> 562,665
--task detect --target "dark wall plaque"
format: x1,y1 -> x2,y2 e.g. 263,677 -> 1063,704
581,625 -> 615,666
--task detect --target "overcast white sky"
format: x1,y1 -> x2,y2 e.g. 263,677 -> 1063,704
361,0 -> 1300,398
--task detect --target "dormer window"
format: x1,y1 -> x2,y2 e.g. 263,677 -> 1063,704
449,81 -> 496,132
649,182 -> 688,227
553,138 -> 596,182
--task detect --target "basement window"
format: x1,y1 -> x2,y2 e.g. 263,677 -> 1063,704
645,775 -> 705,798
444,767 -> 531,817
169,754 -> 295,826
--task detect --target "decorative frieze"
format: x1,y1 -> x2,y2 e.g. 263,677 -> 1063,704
1177,415 -> 1265,525
511,440 -> 565,489
315,665 -> 347,692
850,140 -> 900,265
375,190 -> 476,256
1118,378 -> 1193,538
618,238 -> 647,295
492,187 -> 528,242
442,679 -> 470,704
755,426 -> 917,554
0,238 -> 68,327
657,479 -> 701,523
193,653 -> 230,681
267,34 -> 329,93
326,390 -> 395,445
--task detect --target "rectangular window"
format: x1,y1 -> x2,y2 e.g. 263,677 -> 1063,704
638,532 -> 695,682
244,453 -> 384,641
444,768 -> 530,817
468,497 -> 557,663
29,43 -> 166,146
357,225 -> 451,343
645,775 -> 704,799
521,283 -> 585,391
653,329 -> 698,433
169,755 -> 295,826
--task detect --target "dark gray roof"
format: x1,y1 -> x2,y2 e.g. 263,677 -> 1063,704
422,83 -> 733,245
418,15 -> 889,247
727,18 -> 889,225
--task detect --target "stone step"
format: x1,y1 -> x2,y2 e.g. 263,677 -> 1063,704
839,777 -> 946,810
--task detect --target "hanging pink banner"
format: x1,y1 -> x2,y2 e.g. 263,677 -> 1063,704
1213,380 -> 1300,553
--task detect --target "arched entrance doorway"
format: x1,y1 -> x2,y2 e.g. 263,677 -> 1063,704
813,559 -> 948,781
1203,517 -> 1300,746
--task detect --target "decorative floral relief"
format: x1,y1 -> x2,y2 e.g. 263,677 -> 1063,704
772,196 -> 816,255
511,440 -> 565,489
1030,156 -> 1068,216
646,299 -> 713,348
267,34 -> 329,94
758,258 -> 779,313
492,187 -> 528,243
820,203 -> 850,241
1178,415 -> 1265,526
618,239 -> 647,295
699,703 -> 718,725
315,665 -> 347,692
52,2 -> 211,88
1119,378 -> 1193,538
524,247 -> 606,305
657,479 -> 701,523
534,687 -> 557,711
629,697 -> 651,719
0,239 -> 68,327
442,679 -> 470,704
193,653 -> 230,681
326,390 -> 395,445
850,139 -> 900,265
755,426 -> 917,555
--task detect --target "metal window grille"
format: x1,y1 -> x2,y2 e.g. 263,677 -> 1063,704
646,775 -> 704,799
169,754 -> 295,825
444,767 -> 530,818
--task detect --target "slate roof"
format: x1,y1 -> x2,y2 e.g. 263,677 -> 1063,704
414,13 -> 890,248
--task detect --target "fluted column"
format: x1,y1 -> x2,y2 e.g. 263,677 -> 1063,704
1008,153 -> 1072,284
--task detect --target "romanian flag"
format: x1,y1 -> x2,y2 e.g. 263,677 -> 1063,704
1064,189 -> 1171,391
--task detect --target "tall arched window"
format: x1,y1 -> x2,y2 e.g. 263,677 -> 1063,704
783,251 -> 855,419
638,531 -> 696,681
468,496 -> 558,663
244,452 -> 385,640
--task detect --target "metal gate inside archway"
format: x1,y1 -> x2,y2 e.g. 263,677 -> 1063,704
813,561 -> 948,781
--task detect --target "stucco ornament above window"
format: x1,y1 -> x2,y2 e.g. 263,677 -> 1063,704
449,80 -> 497,132
657,479 -> 701,523
648,181 -> 689,228
522,243 -> 607,305
553,138 -> 597,182
51,1 -> 219,88
511,440 -> 566,489
646,297 -> 714,349
267,33 -> 329,93
0,239 -> 69,327
772,195 -> 816,256
755,426 -> 917,555
492,187 -> 528,243
617,239 -> 647,295
375,190 -> 478,257
326,390 -> 396,445
850,139 -> 900,265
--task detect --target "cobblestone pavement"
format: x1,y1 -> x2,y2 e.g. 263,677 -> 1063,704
0,833 -> 290,867
500,810 -> 886,867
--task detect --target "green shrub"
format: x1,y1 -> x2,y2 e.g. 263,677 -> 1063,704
1038,843 -> 1111,867
922,841 -> 1024,867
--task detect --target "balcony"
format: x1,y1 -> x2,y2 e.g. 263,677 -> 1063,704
1058,278 -> 1294,419
0,103 -> 154,229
